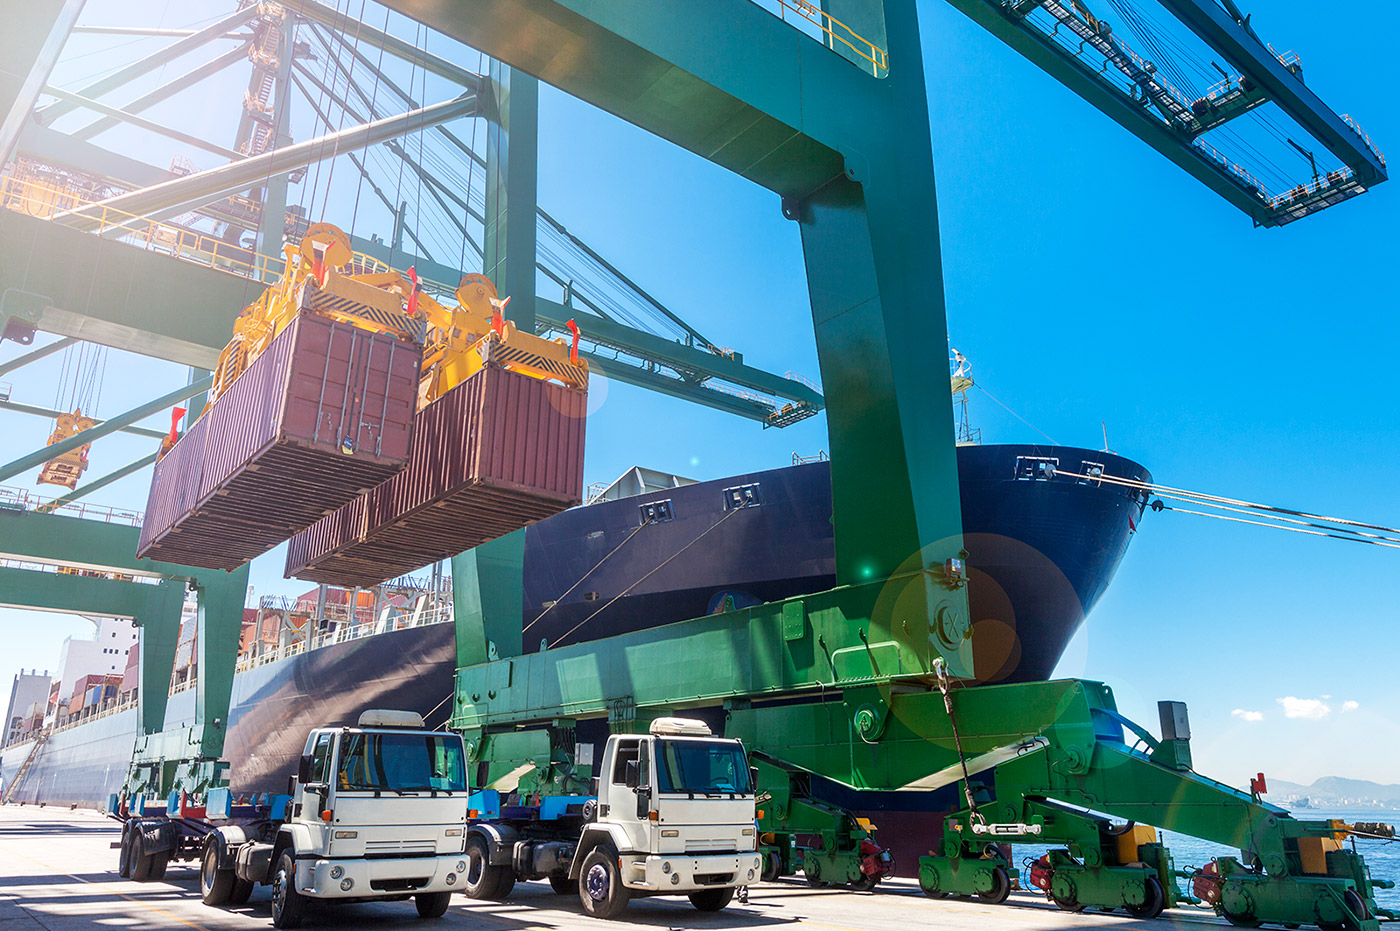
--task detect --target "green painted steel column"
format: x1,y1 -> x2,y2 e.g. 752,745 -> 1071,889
135,580 -> 187,736
452,529 -> 525,668
483,61 -> 538,331
192,565 -> 248,757
793,0 -> 970,665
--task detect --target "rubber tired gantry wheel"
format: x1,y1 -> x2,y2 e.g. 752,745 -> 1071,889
1126,876 -> 1166,920
978,867 -> 1012,905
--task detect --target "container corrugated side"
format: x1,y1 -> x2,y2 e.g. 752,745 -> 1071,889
136,413 -> 208,560
285,365 -> 586,587
136,312 -> 419,570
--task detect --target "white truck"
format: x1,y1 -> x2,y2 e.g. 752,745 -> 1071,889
192,710 -> 472,927
464,717 -> 761,919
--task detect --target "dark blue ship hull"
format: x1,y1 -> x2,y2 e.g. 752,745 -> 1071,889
524,444 -> 1151,683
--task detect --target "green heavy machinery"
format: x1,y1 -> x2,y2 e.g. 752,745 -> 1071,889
418,2 -> 1393,931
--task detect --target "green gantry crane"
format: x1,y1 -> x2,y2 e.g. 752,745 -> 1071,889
416,2 -> 1392,930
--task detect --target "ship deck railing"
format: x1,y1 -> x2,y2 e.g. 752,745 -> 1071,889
233,604 -> 454,675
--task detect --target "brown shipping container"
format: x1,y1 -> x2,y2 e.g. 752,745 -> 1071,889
285,365 -> 586,587
136,313 -> 420,569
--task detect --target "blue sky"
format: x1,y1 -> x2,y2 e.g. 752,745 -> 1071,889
2,0 -> 1396,786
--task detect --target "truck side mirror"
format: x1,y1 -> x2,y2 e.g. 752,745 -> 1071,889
589,776 -> 599,795
624,760 -> 639,789
750,766 -> 760,792
298,754 -> 313,784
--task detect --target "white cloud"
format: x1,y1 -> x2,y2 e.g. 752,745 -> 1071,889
1342,700 -> 1360,712
1232,709 -> 1264,722
1277,696 -> 1331,720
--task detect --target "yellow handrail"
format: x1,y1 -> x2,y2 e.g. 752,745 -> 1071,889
769,0 -> 888,77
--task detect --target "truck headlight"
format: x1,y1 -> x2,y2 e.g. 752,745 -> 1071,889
446,872 -> 456,885
742,828 -> 754,836
340,878 -> 354,891
748,869 -> 756,881
444,828 -> 462,836
330,866 -> 344,879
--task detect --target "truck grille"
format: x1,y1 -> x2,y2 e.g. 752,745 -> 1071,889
370,877 -> 431,891
684,839 -> 732,853
364,839 -> 435,856
694,872 -> 735,886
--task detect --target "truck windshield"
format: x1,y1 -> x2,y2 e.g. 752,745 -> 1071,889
337,732 -> 466,792
655,739 -> 751,795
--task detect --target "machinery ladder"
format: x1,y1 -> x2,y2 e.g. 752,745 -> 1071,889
2,728 -> 49,804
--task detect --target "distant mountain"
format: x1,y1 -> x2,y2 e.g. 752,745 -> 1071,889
1260,777 -> 1400,811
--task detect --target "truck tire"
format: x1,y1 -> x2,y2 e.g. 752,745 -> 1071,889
689,887 -> 735,912
117,822 -> 134,878
415,891 -> 453,918
229,877 -> 255,905
270,850 -> 306,929
201,845 -> 235,905
548,873 -> 578,895
130,829 -> 168,883
463,835 -> 513,900
578,844 -> 629,920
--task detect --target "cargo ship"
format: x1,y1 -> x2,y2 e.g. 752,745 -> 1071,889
1,442 -> 1149,831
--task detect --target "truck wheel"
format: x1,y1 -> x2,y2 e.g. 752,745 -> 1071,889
689,888 -> 735,912
117,822 -> 134,878
578,845 -> 630,920
229,877 -> 255,905
271,850 -> 306,929
549,874 -> 578,895
201,845 -> 235,905
415,891 -> 453,918
463,836 -> 512,900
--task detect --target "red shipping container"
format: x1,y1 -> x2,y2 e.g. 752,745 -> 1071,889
137,313 -> 420,569
286,365 -> 586,588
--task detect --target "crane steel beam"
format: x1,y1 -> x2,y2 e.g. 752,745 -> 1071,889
42,85 -> 241,159
33,6 -> 259,127
35,451 -> 159,513
0,0 -> 86,168
70,26 -> 252,39
69,44 -> 252,143
15,122 -> 175,188
0,210 -> 246,365
941,0 -> 1271,222
0,336 -> 77,377
289,0 -> 483,88
0,398 -> 166,439
54,93 -> 481,230
1158,0 -> 1388,187
0,375 -> 210,485
347,236 -> 822,412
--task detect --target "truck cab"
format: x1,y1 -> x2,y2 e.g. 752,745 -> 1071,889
200,710 -> 472,928
463,717 -> 760,919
